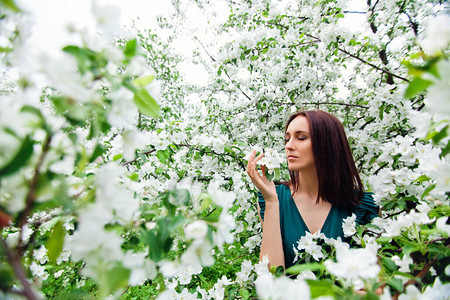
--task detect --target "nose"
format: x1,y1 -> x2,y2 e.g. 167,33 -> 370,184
285,138 -> 294,150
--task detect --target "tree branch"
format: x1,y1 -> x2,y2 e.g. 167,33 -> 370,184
194,36 -> 216,62
17,134 -> 52,236
338,47 -> 408,82
0,237 -> 38,300
122,149 -> 156,166
392,248 -> 447,300
122,142 -> 246,171
343,11 -> 367,14
280,101 -> 369,109
264,23 -> 408,83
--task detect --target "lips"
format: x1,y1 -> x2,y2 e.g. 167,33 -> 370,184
287,155 -> 298,160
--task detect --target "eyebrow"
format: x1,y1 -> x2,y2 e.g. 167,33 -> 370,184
285,130 -> 310,136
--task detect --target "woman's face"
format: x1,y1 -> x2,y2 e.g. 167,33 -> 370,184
285,116 -> 315,172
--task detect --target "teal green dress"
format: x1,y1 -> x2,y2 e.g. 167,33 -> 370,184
258,185 -> 379,269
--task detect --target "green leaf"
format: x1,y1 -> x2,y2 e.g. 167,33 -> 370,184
46,220 -> 65,264
204,206 -> 222,222
381,256 -> 397,272
133,88 -> 160,118
428,244 -> 450,256
431,125 -> 448,145
21,105 -> 45,124
0,262 -> 14,290
376,237 -> 392,244
105,264 -> 130,292
402,243 -> 420,256
167,214 -> 186,232
63,45 -> 93,74
387,277 -> 403,292
132,75 -> 155,88
286,263 -> 326,275
274,168 -> 280,181
128,173 -> 139,181
141,229 -> 162,262
274,265 -> 285,276
113,153 -> 123,161
306,280 -> 335,298
421,184 -> 436,200
197,193 -> 212,211
54,290 -> 96,300
124,39 -> 137,58
89,143 -> 106,163
156,149 -> 171,165
264,168 -> 274,182
404,77 -> 433,99
239,288 -> 250,300
0,0 -> 22,12
441,139 -> 450,158
0,135 -> 34,177
414,175 -> 431,183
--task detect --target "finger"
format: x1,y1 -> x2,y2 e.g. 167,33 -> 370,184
246,150 -> 256,172
254,152 -> 264,163
248,161 -> 263,181
261,165 -> 266,178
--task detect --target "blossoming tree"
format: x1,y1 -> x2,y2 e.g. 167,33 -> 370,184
0,0 -> 449,299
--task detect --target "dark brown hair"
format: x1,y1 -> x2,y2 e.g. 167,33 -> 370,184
284,110 -> 363,207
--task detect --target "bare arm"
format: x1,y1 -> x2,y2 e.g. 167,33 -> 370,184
248,150 -> 285,270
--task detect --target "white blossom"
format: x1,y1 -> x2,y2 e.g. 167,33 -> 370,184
236,260 -> 253,283
418,14 -> 450,55
324,245 -> 380,288
392,255 -> 413,273
184,220 -> 208,241
436,217 -> 450,234
33,246 -> 48,265
342,213 -> 357,237
30,261 -> 48,280
255,273 -> 311,300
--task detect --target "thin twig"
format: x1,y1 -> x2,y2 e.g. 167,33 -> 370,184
194,36 -> 216,62
343,11 -> 367,14
0,237 -> 38,300
17,134 -> 52,230
279,101 -> 369,109
302,101 -> 369,109
122,149 -> 156,166
205,207 -> 217,218
226,252 -> 255,265
264,23 -> 409,83
338,47 -> 409,82
17,214 -> 53,256
392,249 -> 447,300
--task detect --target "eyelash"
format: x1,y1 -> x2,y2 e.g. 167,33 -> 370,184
285,137 -> 307,143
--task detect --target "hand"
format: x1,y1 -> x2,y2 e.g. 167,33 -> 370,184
246,150 -> 277,201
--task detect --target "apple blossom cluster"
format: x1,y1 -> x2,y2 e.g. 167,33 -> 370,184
243,148 -> 285,182
293,231 -> 328,263
255,273 -> 310,300
324,243 -> 380,289
0,1 -> 241,298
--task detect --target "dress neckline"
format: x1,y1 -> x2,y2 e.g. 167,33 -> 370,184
287,188 -> 334,234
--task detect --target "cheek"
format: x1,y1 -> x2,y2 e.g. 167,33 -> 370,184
304,143 -> 314,156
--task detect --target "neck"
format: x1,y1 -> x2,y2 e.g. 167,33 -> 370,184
294,167 -> 319,200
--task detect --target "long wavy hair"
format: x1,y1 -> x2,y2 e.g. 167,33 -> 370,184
284,110 -> 363,207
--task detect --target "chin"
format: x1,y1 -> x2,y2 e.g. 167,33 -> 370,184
287,164 -> 300,171
288,163 -> 314,172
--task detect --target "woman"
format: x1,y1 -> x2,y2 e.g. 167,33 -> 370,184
246,110 -> 379,269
